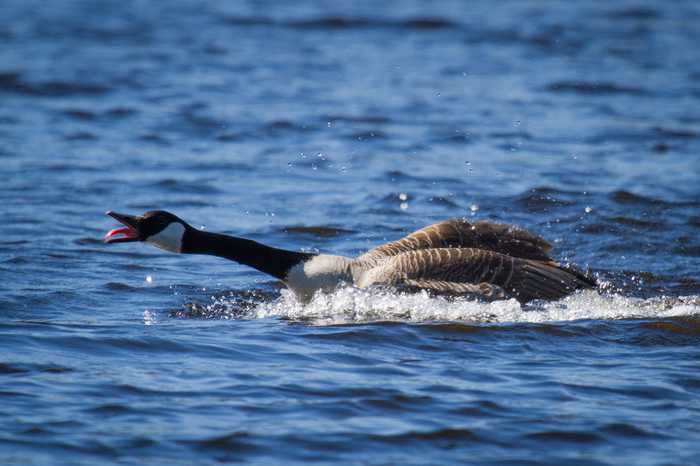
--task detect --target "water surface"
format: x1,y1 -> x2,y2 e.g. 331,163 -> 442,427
2,1 -> 700,464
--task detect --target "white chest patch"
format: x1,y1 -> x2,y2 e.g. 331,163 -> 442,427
146,222 -> 185,253
285,254 -> 354,303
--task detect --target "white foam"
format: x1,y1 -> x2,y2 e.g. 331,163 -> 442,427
245,287 -> 700,326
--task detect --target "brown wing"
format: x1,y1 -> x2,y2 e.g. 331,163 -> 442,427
363,248 -> 595,303
358,218 -> 554,265
399,280 -> 507,301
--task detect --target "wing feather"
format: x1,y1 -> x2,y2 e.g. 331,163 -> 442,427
401,279 -> 507,301
363,248 -> 595,303
359,218 -> 553,264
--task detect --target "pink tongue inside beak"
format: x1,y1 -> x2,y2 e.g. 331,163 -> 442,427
105,226 -> 138,242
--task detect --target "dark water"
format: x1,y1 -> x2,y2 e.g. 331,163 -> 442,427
2,0 -> 700,464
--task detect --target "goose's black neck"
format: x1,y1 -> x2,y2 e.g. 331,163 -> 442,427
181,229 -> 315,280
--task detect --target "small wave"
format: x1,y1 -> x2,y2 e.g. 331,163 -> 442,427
178,432 -> 259,454
525,430 -> 603,444
186,287 -> 700,326
652,126 -> 698,140
545,81 -> 649,96
612,190 -> 659,205
0,115 -> 19,125
515,187 -> 575,212
488,130 -> 533,140
431,130 -> 474,144
65,131 -> 98,141
608,190 -> 700,207
290,16 -> 457,30
377,171 -> 461,186
427,196 -> 460,208
607,7 -> 660,20
675,244 -> 700,257
220,16 -> 274,27
84,403 -> 134,416
106,107 -> 136,118
179,105 -> 226,134
220,15 -> 457,31
606,216 -> 665,230
367,427 -> 477,444
0,362 -> 73,375
280,225 -> 356,237
59,108 -> 98,121
599,422 -> 656,438
103,282 -> 135,291
324,114 -> 391,124
150,178 -> 222,194
264,119 -> 314,133
0,72 -> 109,97
59,107 -> 136,121
137,133 -> 171,145
220,120 -> 318,141
344,130 -> 389,141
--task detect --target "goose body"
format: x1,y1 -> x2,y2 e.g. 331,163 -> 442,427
105,211 -> 596,303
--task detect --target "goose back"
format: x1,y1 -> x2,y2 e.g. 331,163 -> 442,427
357,218 -> 554,266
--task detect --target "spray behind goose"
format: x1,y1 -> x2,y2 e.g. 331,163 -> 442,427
104,210 -> 597,303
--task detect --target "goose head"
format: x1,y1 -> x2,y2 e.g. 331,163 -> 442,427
105,210 -> 190,253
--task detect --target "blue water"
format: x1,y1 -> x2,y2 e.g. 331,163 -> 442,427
2,0 -> 700,464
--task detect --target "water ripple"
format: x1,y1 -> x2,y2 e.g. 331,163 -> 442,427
0,72 -> 110,97
3,0 -> 700,464
546,81 -> 650,96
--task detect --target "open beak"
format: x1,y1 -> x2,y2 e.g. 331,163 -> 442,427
105,211 -> 141,243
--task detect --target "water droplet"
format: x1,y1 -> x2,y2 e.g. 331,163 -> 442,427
398,193 -> 408,201
145,275 -> 153,283
585,206 -> 592,213
143,309 -> 156,325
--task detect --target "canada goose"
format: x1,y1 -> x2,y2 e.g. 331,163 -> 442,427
105,210 -> 596,303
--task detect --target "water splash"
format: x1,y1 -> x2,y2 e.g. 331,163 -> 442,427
143,309 -> 157,325
182,287 -> 700,326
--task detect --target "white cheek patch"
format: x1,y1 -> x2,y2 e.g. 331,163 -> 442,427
146,223 -> 185,253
